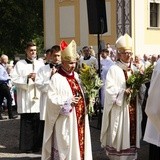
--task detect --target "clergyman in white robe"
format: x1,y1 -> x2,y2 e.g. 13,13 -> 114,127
144,58 -> 160,160
100,61 -> 142,160
11,58 -> 44,152
35,63 -> 52,120
42,68 -> 92,160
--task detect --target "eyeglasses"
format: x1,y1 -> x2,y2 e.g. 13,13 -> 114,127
121,52 -> 133,56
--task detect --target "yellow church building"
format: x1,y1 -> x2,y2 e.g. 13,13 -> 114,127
43,0 -> 160,57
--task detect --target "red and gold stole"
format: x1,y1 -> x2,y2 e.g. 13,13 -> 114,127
123,68 -> 137,146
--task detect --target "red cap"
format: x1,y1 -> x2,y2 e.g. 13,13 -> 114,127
60,40 -> 68,51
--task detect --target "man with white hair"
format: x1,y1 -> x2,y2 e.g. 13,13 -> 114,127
0,54 -> 17,120
0,54 -> 9,69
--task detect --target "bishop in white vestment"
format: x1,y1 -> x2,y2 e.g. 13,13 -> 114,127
42,40 -> 92,160
100,34 -> 142,160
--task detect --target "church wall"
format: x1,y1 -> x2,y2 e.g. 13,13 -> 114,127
43,0 -> 116,53
132,0 -> 160,57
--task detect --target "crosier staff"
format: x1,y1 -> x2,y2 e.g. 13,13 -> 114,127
32,59 -> 38,100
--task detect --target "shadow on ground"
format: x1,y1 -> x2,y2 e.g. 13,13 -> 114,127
0,113 -> 149,160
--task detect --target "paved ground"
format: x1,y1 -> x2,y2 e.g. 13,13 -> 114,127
0,112 -> 149,160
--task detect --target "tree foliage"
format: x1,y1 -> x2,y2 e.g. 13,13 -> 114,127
0,0 -> 44,59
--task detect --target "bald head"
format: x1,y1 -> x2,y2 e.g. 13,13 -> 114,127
1,54 -> 8,64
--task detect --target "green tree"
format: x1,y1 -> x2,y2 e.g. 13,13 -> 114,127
0,0 -> 44,59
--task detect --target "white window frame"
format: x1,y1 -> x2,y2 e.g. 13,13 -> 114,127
148,0 -> 160,29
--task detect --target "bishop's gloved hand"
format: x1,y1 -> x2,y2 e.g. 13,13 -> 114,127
60,96 -> 80,116
60,99 -> 73,116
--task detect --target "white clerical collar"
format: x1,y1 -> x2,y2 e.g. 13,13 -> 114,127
116,60 -> 130,71
120,60 -> 130,67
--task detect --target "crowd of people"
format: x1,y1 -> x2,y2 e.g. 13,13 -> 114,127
0,54 -> 17,120
0,34 -> 160,160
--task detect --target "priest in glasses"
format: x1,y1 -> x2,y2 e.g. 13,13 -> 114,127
100,34 -> 143,160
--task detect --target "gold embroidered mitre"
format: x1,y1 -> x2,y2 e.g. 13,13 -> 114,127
60,40 -> 77,62
115,33 -> 132,52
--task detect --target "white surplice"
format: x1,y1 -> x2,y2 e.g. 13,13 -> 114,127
42,71 -> 92,160
11,59 -> 44,113
79,56 -> 98,70
35,64 -> 51,120
144,59 -> 160,145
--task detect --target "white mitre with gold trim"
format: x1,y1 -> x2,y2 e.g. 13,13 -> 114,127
115,33 -> 132,52
60,40 -> 77,62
